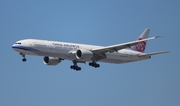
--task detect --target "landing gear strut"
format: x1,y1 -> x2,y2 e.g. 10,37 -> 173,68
20,53 -> 27,62
89,62 -> 100,68
70,61 -> 81,71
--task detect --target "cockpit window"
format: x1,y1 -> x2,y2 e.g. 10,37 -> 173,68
15,42 -> 21,44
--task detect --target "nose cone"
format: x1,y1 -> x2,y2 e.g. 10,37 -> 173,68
12,44 -> 19,51
12,44 -> 16,49
12,43 -> 23,53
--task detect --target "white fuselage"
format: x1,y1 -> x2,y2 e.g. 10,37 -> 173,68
12,39 -> 150,64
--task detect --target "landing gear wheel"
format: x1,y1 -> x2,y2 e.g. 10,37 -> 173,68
70,63 -> 81,71
76,67 -> 81,71
70,65 -> 74,69
20,53 -> 27,62
89,63 -> 92,66
89,62 -> 100,68
96,64 -> 100,68
22,58 -> 27,62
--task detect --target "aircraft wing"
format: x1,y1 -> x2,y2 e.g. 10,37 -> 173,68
91,36 -> 160,53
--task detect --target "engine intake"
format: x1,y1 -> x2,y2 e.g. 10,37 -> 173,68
43,56 -> 61,66
76,49 -> 93,60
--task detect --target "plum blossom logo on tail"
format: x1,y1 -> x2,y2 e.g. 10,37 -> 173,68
136,38 -> 146,52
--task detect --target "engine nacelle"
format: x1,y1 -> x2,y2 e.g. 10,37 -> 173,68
43,56 -> 61,66
76,49 -> 93,60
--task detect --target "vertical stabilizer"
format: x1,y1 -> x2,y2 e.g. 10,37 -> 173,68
131,28 -> 150,52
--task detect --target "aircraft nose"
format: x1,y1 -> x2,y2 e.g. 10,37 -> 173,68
12,44 -> 17,49
12,44 -> 15,48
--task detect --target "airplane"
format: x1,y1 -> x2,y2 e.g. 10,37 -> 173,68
12,28 -> 168,71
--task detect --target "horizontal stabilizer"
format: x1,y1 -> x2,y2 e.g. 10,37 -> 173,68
139,51 -> 169,57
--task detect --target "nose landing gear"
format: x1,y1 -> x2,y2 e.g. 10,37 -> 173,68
20,53 -> 27,62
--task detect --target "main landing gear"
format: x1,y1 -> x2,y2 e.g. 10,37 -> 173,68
70,61 -> 81,71
20,53 -> 27,62
89,62 -> 100,68
70,61 -> 100,71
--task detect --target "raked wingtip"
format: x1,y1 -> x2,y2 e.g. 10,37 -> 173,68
155,36 -> 161,38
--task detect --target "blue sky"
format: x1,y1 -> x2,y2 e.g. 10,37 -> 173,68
0,0 -> 179,106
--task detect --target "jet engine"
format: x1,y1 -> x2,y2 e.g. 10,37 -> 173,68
76,49 -> 93,60
43,56 -> 61,66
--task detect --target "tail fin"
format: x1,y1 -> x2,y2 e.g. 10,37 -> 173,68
131,28 -> 150,52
